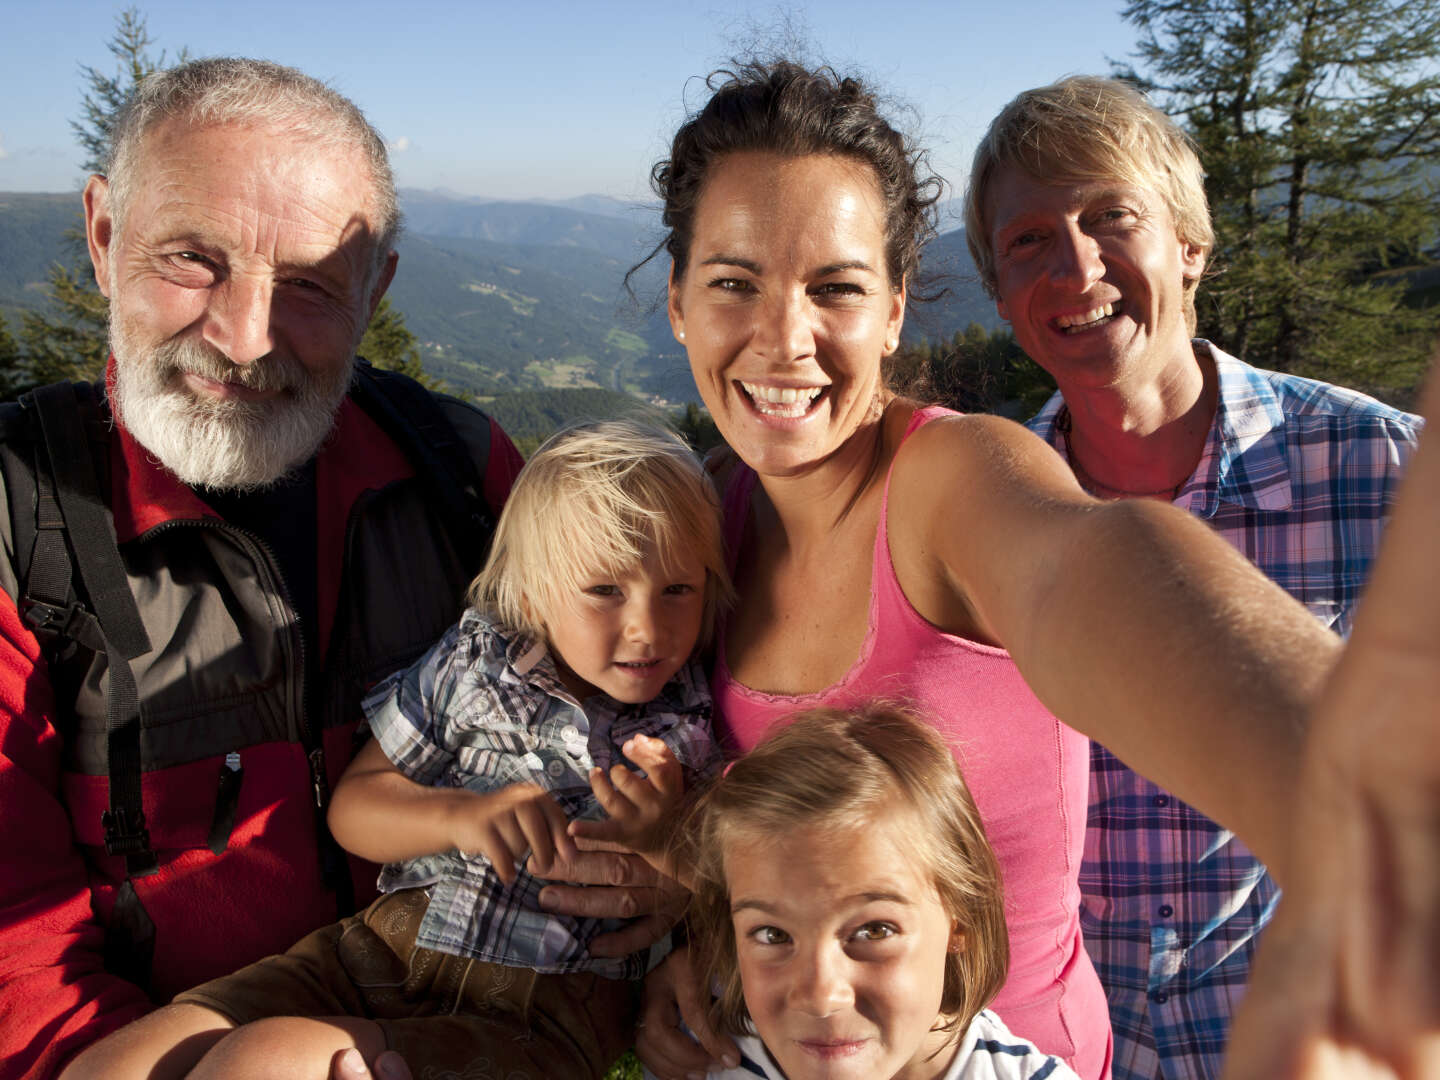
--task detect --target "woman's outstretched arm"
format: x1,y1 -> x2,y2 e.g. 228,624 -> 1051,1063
888,409 -> 1340,876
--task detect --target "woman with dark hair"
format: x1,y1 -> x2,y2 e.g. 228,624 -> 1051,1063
538,61 -> 1440,1080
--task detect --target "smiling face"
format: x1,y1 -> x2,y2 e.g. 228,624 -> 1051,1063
540,540 -> 707,704
86,117 -> 395,490
667,152 -> 905,479
727,803 -> 962,1080
987,165 -> 1206,394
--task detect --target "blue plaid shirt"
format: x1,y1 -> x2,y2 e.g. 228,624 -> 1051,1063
1027,342 -> 1421,1079
363,608 -> 719,980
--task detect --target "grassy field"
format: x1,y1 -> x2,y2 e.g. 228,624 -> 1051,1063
604,1050 -> 643,1079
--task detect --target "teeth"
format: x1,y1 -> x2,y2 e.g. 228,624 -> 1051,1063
740,381 -> 823,417
1055,303 -> 1115,330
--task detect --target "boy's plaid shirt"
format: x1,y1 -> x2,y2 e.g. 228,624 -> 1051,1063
364,609 -> 719,980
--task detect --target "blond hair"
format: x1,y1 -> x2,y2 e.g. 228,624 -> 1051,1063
964,75 -> 1212,331
468,420 -> 732,646
681,703 -> 1008,1037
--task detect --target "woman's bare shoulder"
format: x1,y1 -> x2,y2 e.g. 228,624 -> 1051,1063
892,407 -> 1077,502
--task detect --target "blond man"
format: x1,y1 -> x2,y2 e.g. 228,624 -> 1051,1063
964,76 -> 1421,1079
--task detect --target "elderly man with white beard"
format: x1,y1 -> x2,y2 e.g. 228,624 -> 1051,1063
0,58 -> 523,1080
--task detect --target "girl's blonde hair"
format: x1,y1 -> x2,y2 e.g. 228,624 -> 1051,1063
681,702 -> 1008,1037
468,419 -> 733,645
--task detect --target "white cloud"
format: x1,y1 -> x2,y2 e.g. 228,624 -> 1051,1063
388,136 -> 411,153
0,133 -> 8,160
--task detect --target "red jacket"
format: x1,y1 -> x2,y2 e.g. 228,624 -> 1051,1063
0,388 -> 522,1079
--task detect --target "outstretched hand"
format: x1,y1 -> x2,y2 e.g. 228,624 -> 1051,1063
570,734 -> 683,871
452,782 -> 575,885
537,735 -> 690,957
1223,366 -> 1440,1079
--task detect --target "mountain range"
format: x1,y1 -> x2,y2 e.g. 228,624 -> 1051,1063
0,188 -> 1000,403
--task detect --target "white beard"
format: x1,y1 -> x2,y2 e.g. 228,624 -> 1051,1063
108,315 -> 354,493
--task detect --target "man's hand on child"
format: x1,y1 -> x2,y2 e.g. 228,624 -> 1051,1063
635,945 -> 741,1079
456,783 -> 575,885
570,734 -> 682,862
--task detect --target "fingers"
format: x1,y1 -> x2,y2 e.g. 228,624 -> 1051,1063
587,736 -> 684,826
533,846 -> 662,889
634,947 -> 740,1080
513,789 -> 576,878
470,784 -> 573,885
584,763 -> 629,821
585,911 -> 677,959
1221,903 -> 1335,1080
567,814 -> 628,846
331,1048 -> 413,1080
1341,365 -> 1440,658
371,1051 -> 413,1080
670,946 -> 740,1070
620,734 -> 683,801
1224,363 -> 1440,1080
536,879 -> 657,919
570,833 -> 644,855
635,1001 -> 713,1080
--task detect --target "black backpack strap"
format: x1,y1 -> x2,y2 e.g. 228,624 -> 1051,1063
19,381 -> 159,987
348,361 -> 496,569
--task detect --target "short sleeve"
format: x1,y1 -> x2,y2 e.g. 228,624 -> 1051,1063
363,617 -> 480,786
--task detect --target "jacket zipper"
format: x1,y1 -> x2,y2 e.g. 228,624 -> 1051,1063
135,520 -> 353,911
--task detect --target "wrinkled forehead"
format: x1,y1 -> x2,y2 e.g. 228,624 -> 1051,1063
130,116 -> 380,216
122,118 -> 385,262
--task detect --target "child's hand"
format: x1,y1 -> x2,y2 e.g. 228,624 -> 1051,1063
453,782 -> 576,885
570,734 -> 682,859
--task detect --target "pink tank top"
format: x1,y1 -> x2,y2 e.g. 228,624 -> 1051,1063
712,407 -> 1111,1080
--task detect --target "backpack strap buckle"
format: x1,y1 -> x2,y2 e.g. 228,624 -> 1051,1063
102,807 -> 160,877
23,597 -> 91,640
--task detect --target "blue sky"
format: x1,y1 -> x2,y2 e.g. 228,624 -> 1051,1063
1,1 -> 1138,203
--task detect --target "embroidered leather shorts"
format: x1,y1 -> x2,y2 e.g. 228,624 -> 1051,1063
175,887 -> 637,1079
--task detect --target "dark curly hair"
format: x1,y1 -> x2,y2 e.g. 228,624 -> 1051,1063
634,60 -> 943,298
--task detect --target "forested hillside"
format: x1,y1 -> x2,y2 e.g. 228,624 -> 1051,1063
0,188 -> 1000,408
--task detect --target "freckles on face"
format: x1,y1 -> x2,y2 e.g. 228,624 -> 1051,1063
668,152 -> 905,479
724,806 -> 961,1080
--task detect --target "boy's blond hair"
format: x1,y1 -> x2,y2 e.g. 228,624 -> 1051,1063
964,75 -> 1213,333
681,703 -> 1009,1038
468,420 -> 732,645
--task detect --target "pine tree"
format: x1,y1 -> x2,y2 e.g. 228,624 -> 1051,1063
890,324 -> 1055,416
359,297 -> 448,392
0,315 -> 24,400
10,8 -> 177,396
1117,0 -> 1440,402
18,265 -> 110,389
72,7 -> 185,175
14,8 -> 435,398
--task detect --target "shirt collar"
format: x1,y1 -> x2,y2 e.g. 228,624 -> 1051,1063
1188,340 -> 1293,517
1026,341 -> 1293,517
500,627 -> 576,700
